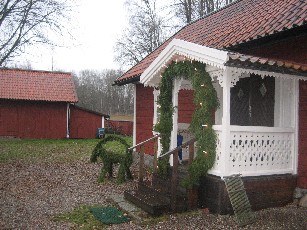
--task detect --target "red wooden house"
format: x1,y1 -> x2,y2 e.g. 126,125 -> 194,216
0,68 -> 108,139
114,0 -> 307,214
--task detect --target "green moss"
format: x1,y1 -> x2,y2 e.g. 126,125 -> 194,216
53,205 -> 105,229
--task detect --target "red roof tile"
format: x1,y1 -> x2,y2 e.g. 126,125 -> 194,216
226,53 -> 307,75
115,0 -> 307,85
0,69 -> 78,102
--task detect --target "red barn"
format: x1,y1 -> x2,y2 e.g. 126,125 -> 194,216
114,0 -> 307,214
0,68 -> 78,139
0,68 -> 111,139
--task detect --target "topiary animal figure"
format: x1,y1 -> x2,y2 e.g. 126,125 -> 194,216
90,135 -> 133,183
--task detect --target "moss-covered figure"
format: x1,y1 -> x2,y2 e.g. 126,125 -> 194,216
90,135 -> 133,183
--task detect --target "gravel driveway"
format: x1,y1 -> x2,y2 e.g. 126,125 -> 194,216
1,160 -> 306,229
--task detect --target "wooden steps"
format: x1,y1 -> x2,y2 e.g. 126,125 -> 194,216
124,166 -> 190,216
124,183 -> 171,216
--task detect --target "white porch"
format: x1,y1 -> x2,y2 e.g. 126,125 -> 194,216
139,39 -> 306,178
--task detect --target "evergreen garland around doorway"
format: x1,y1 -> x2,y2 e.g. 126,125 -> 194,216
154,60 -> 219,187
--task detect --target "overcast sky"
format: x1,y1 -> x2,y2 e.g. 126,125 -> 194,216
18,0 -> 128,72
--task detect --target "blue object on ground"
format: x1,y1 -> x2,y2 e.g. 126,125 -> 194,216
177,134 -> 183,160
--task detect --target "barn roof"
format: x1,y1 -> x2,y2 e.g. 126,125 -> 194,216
114,0 -> 307,85
71,105 -> 110,118
0,68 -> 78,103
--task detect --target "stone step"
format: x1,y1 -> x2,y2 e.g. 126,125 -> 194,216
124,189 -> 170,216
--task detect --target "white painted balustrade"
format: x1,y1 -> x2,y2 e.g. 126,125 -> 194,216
209,126 -> 295,177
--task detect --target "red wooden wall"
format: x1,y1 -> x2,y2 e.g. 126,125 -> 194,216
298,80 -> 307,189
241,34 -> 307,64
135,86 -> 196,154
135,84 -> 155,154
106,120 -> 133,136
0,100 -> 67,139
178,90 -> 195,124
70,106 -> 103,139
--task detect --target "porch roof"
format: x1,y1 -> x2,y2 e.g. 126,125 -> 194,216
227,53 -> 307,77
139,39 -> 307,87
114,0 -> 307,86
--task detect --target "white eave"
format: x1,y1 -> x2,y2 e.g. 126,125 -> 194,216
140,39 -> 228,87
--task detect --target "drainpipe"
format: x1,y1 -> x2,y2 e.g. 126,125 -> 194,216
102,115 -> 105,128
66,103 -> 70,138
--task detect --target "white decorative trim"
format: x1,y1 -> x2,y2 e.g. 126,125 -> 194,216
205,65 -> 224,84
140,39 -> 228,87
229,69 -> 241,87
216,70 -> 227,87
228,66 -> 307,81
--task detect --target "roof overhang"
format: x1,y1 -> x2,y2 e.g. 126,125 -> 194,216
140,39 -> 307,87
140,39 -> 228,87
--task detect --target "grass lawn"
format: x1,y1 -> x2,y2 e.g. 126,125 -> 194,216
53,205 -> 106,230
0,135 -> 132,163
110,114 -> 133,121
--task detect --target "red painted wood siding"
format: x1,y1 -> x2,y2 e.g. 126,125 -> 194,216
178,90 -> 195,124
243,34 -> 307,65
106,120 -> 133,136
135,84 -> 155,154
135,87 -> 196,154
0,100 -> 67,139
298,80 -> 307,188
70,106 -> 102,139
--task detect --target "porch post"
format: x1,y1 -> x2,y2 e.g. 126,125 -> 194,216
152,88 -> 160,127
293,79 -> 299,174
170,79 -> 180,166
133,84 -> 137,147
152,88 -> 162,157
220,69 -> 231,178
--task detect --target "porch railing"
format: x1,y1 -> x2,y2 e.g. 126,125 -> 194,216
210,125 -> 295,177
128,134 -> 161,183
158,138 -> 197,211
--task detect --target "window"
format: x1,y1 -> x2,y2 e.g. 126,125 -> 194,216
230,75 -> 275,126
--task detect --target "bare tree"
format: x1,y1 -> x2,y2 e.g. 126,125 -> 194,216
172,0 -> 235,24
114,0 -> 173,68
74,69 -> 134,115
172,0 -> 194,24
0,0 -> 73,66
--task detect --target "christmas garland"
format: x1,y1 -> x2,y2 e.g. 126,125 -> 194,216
154,60 -> 219,187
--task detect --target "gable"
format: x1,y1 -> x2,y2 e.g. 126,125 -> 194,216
0,68 -> 78,103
